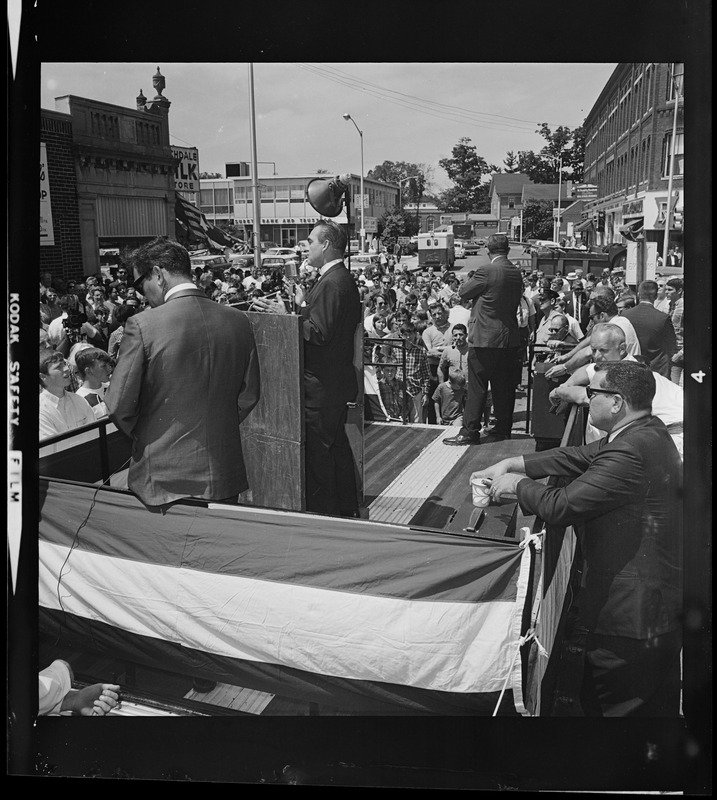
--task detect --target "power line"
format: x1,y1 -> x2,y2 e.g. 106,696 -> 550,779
296,63 -> 583,132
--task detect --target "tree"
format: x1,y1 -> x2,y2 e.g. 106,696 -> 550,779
437,137 -> 499,213
377,206 -> 418,249
503,151 -> 519,173
199,171 -> 223,179
514,123 -> 585,184
521,199 -> 555,240
315,168 -> 330,174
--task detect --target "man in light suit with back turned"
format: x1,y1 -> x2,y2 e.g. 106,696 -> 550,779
255,219 -> 363,517
106,237 -> 260,511
445,233 -> 523,445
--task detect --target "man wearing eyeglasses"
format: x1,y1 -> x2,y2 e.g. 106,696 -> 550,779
106,237 -> 260,510
472,360 -> 683,717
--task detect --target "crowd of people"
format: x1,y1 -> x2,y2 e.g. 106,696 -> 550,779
38,231 -> 685,717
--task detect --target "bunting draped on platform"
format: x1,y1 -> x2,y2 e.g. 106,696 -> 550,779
38,478 -> 543,715
175,193 -> 237,248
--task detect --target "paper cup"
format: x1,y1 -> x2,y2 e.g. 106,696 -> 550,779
471,477 -> 491,508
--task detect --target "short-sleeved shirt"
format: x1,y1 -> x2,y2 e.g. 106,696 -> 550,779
432,380 -> 465,422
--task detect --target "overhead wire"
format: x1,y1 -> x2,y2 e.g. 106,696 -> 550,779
296,63 -> 583,134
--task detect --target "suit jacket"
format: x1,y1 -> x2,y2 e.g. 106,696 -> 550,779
516,416 -> 682,640
621,302 -> 677,378
106,287 -> 260,506
300,261 -> 362,409
458,255 -> 523,348
561,291 -> 590,333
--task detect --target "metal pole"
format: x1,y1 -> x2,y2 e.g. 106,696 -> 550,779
556,154 -> 563,243
359,128 -> 365,254
248,64 -> 261,269
662,75 -> 681,263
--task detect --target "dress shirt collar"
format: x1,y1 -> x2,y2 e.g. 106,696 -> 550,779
319,258 -> 343,277
164,282 -> 199,301
606,415 -> 649,442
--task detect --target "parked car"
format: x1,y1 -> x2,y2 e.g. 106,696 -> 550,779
463,241 -> 481,256
349,239 -> 360,255
229,253 -> 254,270
264,247 -> 299,258
349,254 -> 380,270
261,254 -> 300,275
190,254 -> 231,275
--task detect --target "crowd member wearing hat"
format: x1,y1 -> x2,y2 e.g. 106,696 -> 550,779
535,290 -> 584,345
561,276 -> 591,334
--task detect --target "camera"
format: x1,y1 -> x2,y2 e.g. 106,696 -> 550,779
65,310 -> 88,329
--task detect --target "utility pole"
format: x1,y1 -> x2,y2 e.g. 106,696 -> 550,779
248,64 -> 261,269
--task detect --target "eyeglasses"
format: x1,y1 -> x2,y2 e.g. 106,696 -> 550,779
132,270 -> 151,294
585,386 -> 622,400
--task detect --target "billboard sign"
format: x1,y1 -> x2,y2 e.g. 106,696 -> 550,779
172,146 -> 200,192
40,142 -> 54,246
574,183 -> 598,201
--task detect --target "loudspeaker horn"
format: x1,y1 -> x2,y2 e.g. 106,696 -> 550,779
306,173 -> 351,217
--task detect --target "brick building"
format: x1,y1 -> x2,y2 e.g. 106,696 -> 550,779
579,62 -> 684,256
40,110 -> 84,282
40,67 -> 178,281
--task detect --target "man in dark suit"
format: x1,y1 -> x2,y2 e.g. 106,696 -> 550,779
561,276 -> 590,334
474,360 -> 682,716
620,279 -> 677,378
106,237 -> 261,510
444,233 -> 523,445
255,220 -> 362,517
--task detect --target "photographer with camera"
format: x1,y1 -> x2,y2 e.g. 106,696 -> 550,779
47,295 -> 104,356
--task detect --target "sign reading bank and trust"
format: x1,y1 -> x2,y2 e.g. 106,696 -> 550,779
172,146 -> 200,192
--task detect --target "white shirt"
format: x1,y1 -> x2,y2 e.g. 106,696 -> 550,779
164,282 -> 197,301
447,305 -> 470,329
38,660 -> 72,716
40,389 -> 97,440
608,315 -> 641,356
76,383 -> 110,420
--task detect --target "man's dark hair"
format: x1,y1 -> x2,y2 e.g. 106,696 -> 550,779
595,360 -> 655,411
314,219 -> 347,254
589,294 -> 619,317
39,348 -> 65,380
666,278 -> 684,292
113,303 -> 136,325
126,236 -> 192,280
452,323 -> 467,334
638,280 -> 658,300
94,303 -> 110,317
75,347 -> 113,379
617,293 -> 637,309
539,289 -> 559,302
399,321 -> 417,337
404,292 -> 419,305
486,233 -> 510,254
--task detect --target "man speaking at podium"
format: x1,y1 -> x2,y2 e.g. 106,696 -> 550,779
255,219 -> 362,517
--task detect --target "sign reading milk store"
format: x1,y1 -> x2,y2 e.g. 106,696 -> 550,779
40,142 -> 54,246
171,146 -> 200,192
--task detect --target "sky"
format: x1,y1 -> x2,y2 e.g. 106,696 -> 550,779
40,62 -> 617,193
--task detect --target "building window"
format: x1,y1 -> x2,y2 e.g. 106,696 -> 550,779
661,132 -> 684,177
214,188 -> 229,206
200,189 -> 213,206
667,63 -> 684,100
508,197 -> 515,209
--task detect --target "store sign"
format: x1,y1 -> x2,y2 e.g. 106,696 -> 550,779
364,216 -> 378,233
622,198 -> 643,217
40,142 -> 54,246
575,184 -> 598,200
171,146 -> 200,191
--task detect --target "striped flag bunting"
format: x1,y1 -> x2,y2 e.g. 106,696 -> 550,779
38,478 -> 550,715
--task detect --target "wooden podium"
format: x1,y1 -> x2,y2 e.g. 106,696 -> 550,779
239,312 -> 365,513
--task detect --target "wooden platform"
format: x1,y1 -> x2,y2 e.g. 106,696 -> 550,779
363,421 -> 537,538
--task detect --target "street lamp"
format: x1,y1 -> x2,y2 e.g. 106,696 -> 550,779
342,113 -> 365,254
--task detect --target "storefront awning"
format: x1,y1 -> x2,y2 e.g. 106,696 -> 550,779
618,218 -> 644,240
574,219 -> 594,232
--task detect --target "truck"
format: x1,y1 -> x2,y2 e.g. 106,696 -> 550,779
449,222 -> 473,241
417,231 -> 455,270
